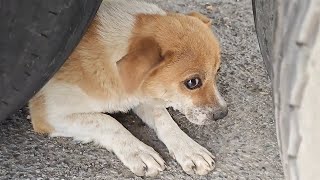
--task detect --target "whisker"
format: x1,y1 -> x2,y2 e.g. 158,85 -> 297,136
160,90 -> 167,99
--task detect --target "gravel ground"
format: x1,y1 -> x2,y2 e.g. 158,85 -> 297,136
0,0 -> 284,179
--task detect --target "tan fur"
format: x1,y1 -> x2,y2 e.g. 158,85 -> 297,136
30,11 -> 222,133
187,12 -> 213,26
130,13 -> 221,105
29,93 -> 53,133
53,18 -> 123,99
117,37 -> 163,93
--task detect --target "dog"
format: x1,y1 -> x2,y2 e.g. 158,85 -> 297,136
29,0 -> 228,177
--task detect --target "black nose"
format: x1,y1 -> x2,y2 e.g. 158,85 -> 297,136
213,107 -> 228,121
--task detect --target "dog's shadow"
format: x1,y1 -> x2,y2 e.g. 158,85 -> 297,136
109,111 -> 169,159
109,108 -> 219,160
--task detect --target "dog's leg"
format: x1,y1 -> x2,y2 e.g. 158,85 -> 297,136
133,104 -> 215,175
50,113 -> 165,177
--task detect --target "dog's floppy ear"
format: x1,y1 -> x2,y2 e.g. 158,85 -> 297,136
187,12 -> 212,27
117,37 -> 163,93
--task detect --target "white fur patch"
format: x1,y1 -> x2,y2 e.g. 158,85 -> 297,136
49,112 -> 165,177
42,82 -> 141,122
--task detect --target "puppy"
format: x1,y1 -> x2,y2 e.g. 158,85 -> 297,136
29,0 -> 228,177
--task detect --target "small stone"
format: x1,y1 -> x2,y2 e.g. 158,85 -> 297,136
223,17 -> 230,22
206,5 -> 214,11
260,91 -> 269,95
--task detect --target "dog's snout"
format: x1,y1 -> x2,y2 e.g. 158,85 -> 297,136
213,106 -> 228,121
212,86 -> 227,121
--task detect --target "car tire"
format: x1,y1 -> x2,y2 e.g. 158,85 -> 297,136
253,0 -> 320,179
0,0 -> 102,121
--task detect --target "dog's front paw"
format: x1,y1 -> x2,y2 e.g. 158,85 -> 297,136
114,141 -> 165,177
168,136 -> 215,175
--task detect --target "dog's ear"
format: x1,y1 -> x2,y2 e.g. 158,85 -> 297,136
187,12 -> 212,27
117,37 -> 164,93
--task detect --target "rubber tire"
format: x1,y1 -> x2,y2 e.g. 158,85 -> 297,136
253,0 -> 320,179
0,0 -> 102,121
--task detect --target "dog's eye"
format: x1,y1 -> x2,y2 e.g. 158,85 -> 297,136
184,77 -> 202,90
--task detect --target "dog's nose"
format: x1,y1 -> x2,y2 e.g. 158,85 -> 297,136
213,107 -> 228,121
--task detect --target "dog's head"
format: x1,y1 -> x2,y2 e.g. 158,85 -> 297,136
117,12 -> 227,125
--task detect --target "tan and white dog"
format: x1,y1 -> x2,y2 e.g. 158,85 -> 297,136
29,0 -> 228,177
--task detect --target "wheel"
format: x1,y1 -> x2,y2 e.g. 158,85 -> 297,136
253,0 -> 320,179
0,0 -> 102,121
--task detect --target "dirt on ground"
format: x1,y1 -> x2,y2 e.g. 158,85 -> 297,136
0,0 -> 284,179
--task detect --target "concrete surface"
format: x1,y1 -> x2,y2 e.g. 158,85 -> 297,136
0,0 -> 284,179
